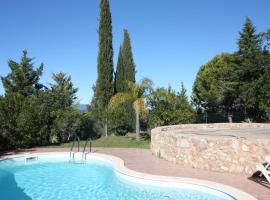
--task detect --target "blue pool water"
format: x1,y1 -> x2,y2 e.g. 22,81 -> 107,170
0,155 -> 235,200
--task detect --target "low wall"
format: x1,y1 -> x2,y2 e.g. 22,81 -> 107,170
151,123 -> 270,175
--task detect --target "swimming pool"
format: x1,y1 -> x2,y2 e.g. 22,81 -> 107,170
0,153 -> 256,200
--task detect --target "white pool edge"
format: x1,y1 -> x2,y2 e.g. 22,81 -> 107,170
1,152 -> 257,200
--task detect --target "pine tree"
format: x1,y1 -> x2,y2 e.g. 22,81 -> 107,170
115,45 -> 125,92
122,29 -> 136,86
50,72 -> 78,107
236,17 -> 264,120
237,17 -> 262,80
93,0 -> 114,136
1,50 -> 43,96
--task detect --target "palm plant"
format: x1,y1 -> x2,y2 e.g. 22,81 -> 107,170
109,78 -> 153,141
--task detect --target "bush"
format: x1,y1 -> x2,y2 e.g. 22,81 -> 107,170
148,85 -> 195,128
108,102 -> 135,135
78,112 -> 99,140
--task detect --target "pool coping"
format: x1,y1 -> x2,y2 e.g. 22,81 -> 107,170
1,151 -> 257,200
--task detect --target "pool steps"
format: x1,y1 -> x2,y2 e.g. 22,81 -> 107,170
25,155 -> 38,163
69,136 -> 92,163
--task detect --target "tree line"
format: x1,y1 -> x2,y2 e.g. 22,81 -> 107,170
192,18 -> 270,122
0,0 -> 194,150
89,0 -> 195,140
0,51 -> 96,150
1,0 -> 269,150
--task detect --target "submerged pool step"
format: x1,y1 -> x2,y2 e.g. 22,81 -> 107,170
69,159 -> 86,164
25,156 -> 38,163
69,151 -> 88,163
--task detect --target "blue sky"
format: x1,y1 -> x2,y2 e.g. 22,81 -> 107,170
0,0 -> 270,104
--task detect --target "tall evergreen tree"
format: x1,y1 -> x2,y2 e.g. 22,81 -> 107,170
1,50 -> 43,96
237,18 -> 262,79
0,51 -> 47,148
115,45 -> 125,92
236,17 -> 264,120
111,30 -> 137,134
257,29 -> 270,120
50,72 -> 78,108
122,29 -> 136,86
92,0 -> 114,136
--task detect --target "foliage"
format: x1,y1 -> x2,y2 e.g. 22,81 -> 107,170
77,112 -> 99,140
108,102 -> 134,135
234,17 -> 266,121
0,52 -> 48,149
0,51 -> 95,150
0,89 -> 52,149
109,78 -> 153,140
2,13 -> 270,151
192,18 -> 270,122
92,0 -> 114,136
47,72 -> 80,143
116,29 -> 136,93
50,72 -> 78,108
1,50 -> 44,96
110,79 -> 153,115
148,83 -> 195,128
122,29 -> 136,84
192,53 -> 238,113
257,30 -> 270,120
112,29 -> 137,135
115,45 -> 125,92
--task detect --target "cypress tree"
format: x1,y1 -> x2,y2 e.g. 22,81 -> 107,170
110,29 -> 136,134
121,29 -> 136,133
115,29 -> 136,92
115,45 -> 125,92
122,29 -> 136,86
93,0 -> 114,136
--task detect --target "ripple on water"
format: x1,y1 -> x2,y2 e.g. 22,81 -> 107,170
0,159 -> 235,200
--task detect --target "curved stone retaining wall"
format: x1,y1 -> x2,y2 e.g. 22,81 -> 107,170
151,123 -> 270,175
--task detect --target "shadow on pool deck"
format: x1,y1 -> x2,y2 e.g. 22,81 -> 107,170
1,147 -> 270,200
249,170 -> 270,190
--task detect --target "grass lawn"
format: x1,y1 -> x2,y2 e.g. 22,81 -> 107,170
48,133 -> 150,149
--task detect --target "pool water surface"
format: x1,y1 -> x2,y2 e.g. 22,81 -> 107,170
0,155 -> 235,200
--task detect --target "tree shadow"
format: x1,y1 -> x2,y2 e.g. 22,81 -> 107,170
0,149 -> 35,157
0,169 -> 32,200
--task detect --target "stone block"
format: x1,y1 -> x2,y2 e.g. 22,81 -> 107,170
176,139 -> 190,148
151,123 -> 270,175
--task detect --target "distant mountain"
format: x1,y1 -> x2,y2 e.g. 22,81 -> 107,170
74,104 -> 88,113
80,104 -> 88,112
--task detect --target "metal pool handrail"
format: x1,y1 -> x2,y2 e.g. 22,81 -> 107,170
69,135 -> 80,160
82,137 -> 92,159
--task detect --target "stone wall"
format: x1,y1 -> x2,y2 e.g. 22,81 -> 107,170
151,123 -> 270,175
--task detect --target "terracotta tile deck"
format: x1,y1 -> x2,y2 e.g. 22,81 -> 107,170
2,147 -> 270,200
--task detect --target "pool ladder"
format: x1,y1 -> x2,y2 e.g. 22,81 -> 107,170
69,135 -> 80,161
69,136 -> 92,162
82,137 -> 92,160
